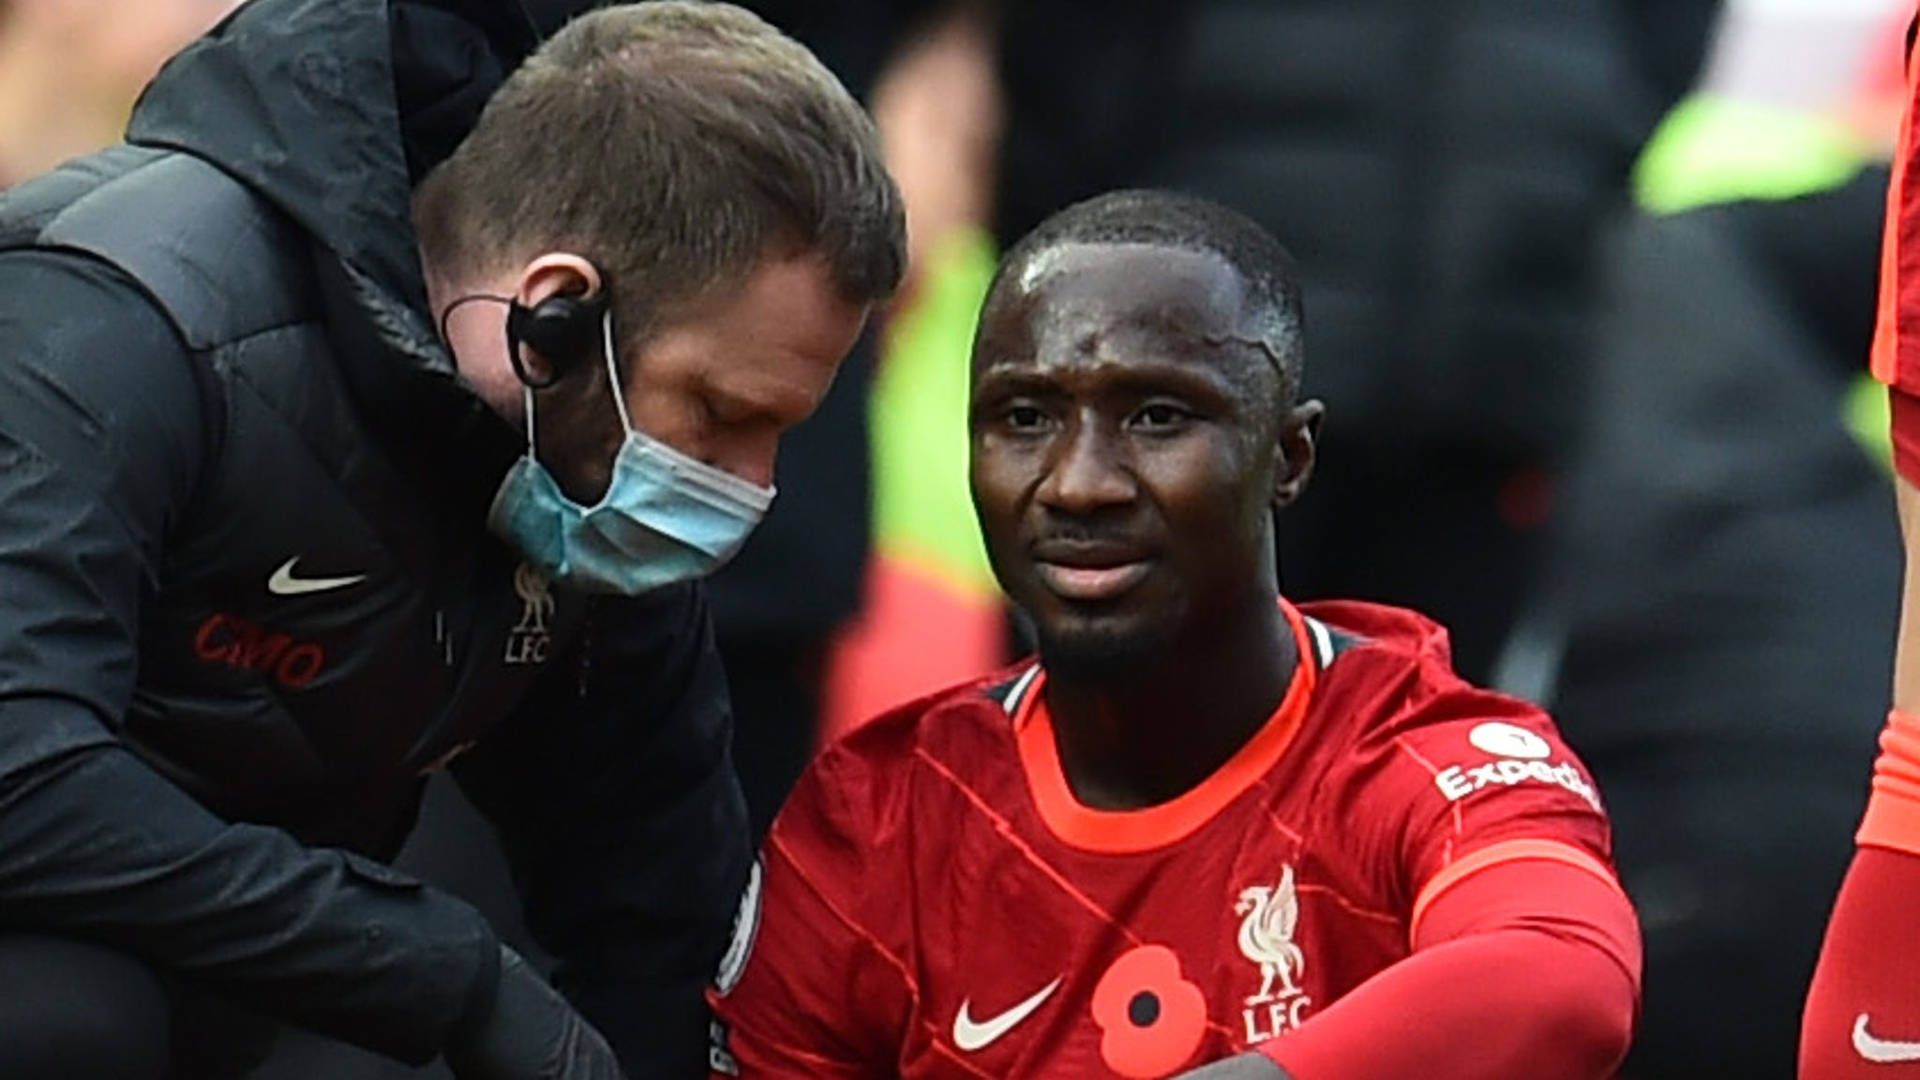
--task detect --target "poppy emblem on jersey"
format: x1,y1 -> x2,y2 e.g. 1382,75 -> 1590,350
1090,944 -> 1207,1078
1235,864 -> 1314,1044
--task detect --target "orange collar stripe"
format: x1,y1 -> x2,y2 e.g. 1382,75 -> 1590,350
1014,600 -> 1318,854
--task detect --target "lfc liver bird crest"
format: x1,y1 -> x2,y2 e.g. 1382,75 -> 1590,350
1235,864 -> 1305,1005
512,562 -> 555,634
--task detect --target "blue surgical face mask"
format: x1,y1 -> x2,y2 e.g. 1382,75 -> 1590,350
487,313 -> 775,594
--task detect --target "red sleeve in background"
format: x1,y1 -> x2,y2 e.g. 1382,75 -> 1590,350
1801,847 -> 1920,1079
1878,26 -> 1920,486
1258,855 -> 1640,1080
1891,389 -> 1920,488
1873,32 -> 1920,400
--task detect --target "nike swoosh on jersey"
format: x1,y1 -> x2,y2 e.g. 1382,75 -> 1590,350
953,977 -> 1063,1052
268,557 -> 368,596
1856,1014 -> 1920,1063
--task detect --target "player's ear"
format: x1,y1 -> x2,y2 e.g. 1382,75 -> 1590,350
1272,400 -> 1322,509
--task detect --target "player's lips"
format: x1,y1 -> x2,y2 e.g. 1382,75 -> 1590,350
1034,561 -> 1152,601
1029,542 -> 1153,601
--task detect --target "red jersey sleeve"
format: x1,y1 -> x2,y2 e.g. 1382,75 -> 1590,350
1874,34 -> 1920,483
707,734 -> 915,1079
1258,857 -> 1639,1080
1875,35 -> 1920,399
1254,663 -> 1638,1080
1339,676 -> 1619,935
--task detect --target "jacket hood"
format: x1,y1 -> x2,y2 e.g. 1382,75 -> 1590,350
129,0 -> 556,346
123,0 -> 583,507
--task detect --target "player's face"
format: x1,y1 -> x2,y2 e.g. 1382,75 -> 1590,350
970,242 -> 1315,675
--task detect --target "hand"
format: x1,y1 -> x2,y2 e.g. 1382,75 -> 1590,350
1169,1050 -> 1294,1080
444,946 -> 626,1080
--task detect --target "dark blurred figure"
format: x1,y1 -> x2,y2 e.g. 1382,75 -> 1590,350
0,0 -> 240,186
983,0 -> 1718,682
1529,171 -> 1898,1078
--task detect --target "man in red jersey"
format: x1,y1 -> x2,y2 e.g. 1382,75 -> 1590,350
1803,20 -> 1920,1078
707,190 -> 1641,1080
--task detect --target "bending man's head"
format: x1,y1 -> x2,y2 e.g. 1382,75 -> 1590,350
416,2 -> 904,500
970,190 -> 1322,678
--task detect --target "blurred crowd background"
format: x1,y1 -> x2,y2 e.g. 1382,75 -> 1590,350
3,0 -> 1912,1076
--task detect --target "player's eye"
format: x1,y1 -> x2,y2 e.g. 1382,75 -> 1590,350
1002,403 -> 1053,433
1129,401 -> 1192,433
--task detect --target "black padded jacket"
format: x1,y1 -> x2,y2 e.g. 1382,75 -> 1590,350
0,0 -> 748,1072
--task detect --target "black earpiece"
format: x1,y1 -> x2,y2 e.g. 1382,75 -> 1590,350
506,287 -> 609,389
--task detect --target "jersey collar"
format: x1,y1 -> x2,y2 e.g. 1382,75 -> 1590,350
1006,598 -> 1323,854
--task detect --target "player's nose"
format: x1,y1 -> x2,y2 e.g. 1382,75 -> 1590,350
1036,417 -> 1136,514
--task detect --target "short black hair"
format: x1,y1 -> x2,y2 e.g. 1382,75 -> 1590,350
987,189 -> 1305,396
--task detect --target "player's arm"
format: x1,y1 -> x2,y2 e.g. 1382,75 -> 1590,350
452,582 -> 752,1077
0,254 -> 505,1064
1893,406 -> 1920,712
1169,853 -> 1637,1080
705,741 -> 913,1079
1800,431 -> 1920,1080
1801,36 -> 1920,1076
1194,848 -> 1636,1080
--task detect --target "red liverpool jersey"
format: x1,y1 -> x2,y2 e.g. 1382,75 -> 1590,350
709,599 -> 1617,1079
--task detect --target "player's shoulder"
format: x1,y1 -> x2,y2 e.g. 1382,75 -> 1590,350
815,659 -> 1036,768
1298,599 -> 1600,812
1298,598 -> 1566,747
776,661 -> 1036,846
1296,599 -> 1453,674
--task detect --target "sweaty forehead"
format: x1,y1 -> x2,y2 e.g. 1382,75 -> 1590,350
979,242 -> 1255,372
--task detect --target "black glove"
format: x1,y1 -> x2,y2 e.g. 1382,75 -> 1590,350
444,945 -> 626,1080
